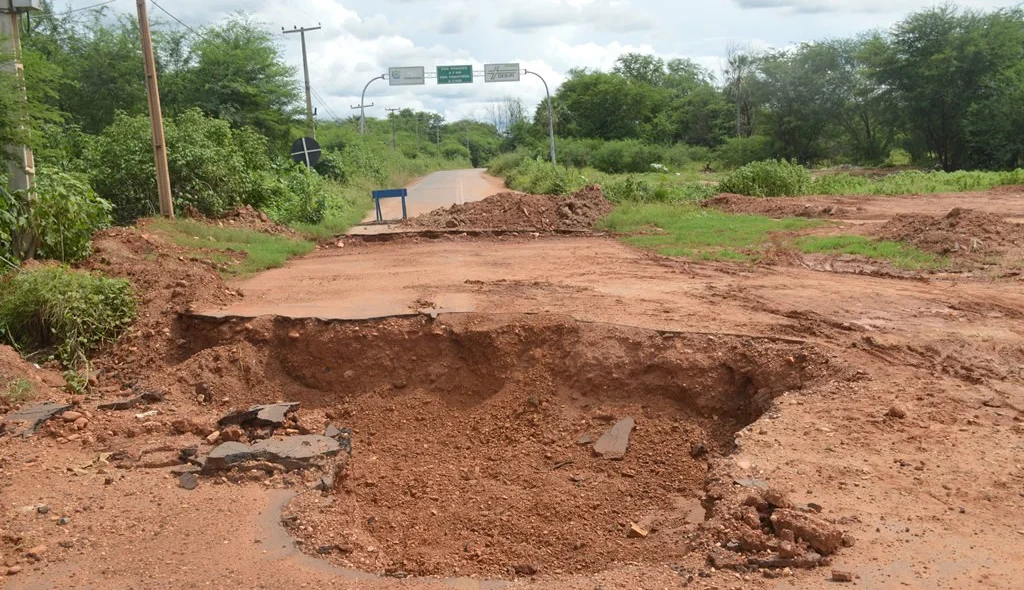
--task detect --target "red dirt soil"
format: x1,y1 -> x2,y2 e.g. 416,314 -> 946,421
403,185 -> 613,231
874,207 -> 1024,256
1,186 -> 1023,589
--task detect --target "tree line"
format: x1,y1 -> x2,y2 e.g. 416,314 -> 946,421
522,4 -> 1024,171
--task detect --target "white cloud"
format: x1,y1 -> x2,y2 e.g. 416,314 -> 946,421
498,0 -> 654,33
63,0 -> 1017,125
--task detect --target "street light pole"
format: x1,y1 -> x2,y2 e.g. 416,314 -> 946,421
351,74 -> 385,135
524,69 -> 556,167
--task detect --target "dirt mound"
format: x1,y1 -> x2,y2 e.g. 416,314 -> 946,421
703,193 -> 851,218
406,185 -> 613,231
874,208 -> 1024,256
0,346 -> 66,413
217,206 -> 299,237
78,225 -> 240,379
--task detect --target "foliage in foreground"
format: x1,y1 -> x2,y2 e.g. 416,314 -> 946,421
0,267 -> 136,366
1,170 -> 112,264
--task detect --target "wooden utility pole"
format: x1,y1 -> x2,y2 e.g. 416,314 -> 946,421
385,108 -> 399,150
283,25 -> 321,139
1,1 -> 35,195
135,0 -> 173,218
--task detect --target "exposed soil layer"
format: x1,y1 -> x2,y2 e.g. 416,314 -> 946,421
404,185 -> 613,231
873,207 -> 1024,256
701,186 -> 1024,221
171,313 -> 842,578
703,193 -> 855,218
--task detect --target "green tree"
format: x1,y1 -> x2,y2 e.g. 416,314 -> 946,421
165,16 -> 301,146
865,5 -> 1024,170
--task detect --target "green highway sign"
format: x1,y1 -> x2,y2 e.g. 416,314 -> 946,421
437,65 -> 473,84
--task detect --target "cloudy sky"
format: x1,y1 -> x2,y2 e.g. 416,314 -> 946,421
58,0 -> 1012,123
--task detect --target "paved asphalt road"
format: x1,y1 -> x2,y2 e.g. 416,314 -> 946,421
346,168 -> 506,234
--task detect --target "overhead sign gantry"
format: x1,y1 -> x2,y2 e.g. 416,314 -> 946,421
354,62 -> 556,165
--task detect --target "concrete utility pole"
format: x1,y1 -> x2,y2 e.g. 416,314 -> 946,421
1,1 -> 36,197
385,107 -> 399,150
524,69 -> 556,167
283,25 -> 320,139
352,74 -> 385,135
135,0 -> 173,218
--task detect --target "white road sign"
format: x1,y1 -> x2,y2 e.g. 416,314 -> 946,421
484,63 -> 520,83
388,66 -> 426,86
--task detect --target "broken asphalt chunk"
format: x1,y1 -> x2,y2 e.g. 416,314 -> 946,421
97,390 -> 165,411
217,402 -> 300,428
1,402 -> 74,438
592,417 -> 635,460
324,424 -> 353,454
202,434 -> 341,473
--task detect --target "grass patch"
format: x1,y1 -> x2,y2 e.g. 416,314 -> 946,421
796,235 -> 948,269
599,203 -> 819,261
2,377 -> 34,404
0,267 -> 136,366
148,219 -> 314,276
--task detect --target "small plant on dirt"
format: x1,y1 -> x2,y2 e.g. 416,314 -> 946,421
1,377 -> 33,404
719,159 -> 813,198
62,369 -> 89,395
0,266 -> 136,366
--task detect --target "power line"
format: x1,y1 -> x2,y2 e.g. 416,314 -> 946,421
149,0 -> 205,41
68,0 -> 121,13
310,86 -> 340,121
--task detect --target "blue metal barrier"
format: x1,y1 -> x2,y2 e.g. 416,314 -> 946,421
371,188 -> 408,222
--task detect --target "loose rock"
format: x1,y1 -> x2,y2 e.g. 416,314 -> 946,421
832,570 -> 854,582
178,473 -> 199,490
592,417 -> 635,460
886,405 -> 907,419
771,509 -> 845,555
627,522 -> 648,538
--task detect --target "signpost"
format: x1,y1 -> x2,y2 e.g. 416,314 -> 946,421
437,65 -> 473,84
484,63 -> 520,83
290,137 -> 322,168
388,66 -> 425,86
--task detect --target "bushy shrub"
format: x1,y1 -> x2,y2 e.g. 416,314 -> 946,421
313,149 -> 346,182
715,136 -> 774,169
1,170 -> 111,264
719,159 -> 812,197
267,164 -> 328,224
31,170 -> 112,262
85,109 -> 298,223
0,266 -> 136,366
488,151 -> 530,177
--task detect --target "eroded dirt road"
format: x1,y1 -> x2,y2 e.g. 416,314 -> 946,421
2,180 -> 1023,589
